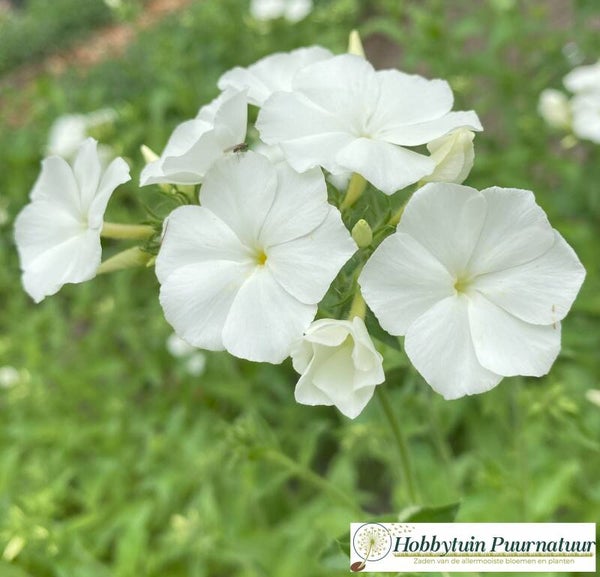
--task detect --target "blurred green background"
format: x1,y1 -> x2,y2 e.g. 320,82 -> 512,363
0,1 -> 599,576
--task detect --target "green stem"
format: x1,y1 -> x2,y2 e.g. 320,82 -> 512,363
263,449 -> 362,514
340,173 -> 367,210
376,386 -> 419,504
101,222 -> 154,240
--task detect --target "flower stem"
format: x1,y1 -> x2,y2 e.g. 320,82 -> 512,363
263,448 -> 363,514
376,386 -> 419,504
340,173 -> 367,210
101,222 -> 154,240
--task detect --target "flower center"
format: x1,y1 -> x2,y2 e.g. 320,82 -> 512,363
454,275 -> 472,294
255,248 -> 267,266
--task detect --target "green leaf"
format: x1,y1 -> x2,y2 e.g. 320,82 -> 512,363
0,562 -> 35,577
365,310 -> 402,352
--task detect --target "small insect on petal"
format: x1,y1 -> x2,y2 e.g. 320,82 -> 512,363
224,142 -> 249,153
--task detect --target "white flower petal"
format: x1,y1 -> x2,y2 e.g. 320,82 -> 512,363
467,187 -> 555,275
200,152 -> 277,248
208,88 -> 248,149
563,61 -> 600,94
336,137 -> 435,194
259,164 -> 329,246
291,55 -> 380,126
404,295 -> 503,399
73,138 -> 102,210
473,231 -> 586,325
159,260 -> 251,351
21,230 -> 100,303
89,156 -> 130,229
218,46 -> 332,106
378,110 -> 482,147
359,231 -> 455,335
257,91 -> 351,173
155,205 -> 252,283
468,292 -> 561,377
140,119 -> 212,185
222,267 -> 316,363
266,207 -> 356,304
370,71 -> 454,131
397,183 -> 487,274
29,156 -> 80,216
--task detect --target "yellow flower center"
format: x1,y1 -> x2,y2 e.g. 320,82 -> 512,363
255,249 -> 267,266
454,275 -> 472,294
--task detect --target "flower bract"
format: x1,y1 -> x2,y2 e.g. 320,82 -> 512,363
292,317 -> 385,419
257,54 -> 482,194
359,183 -> 586,399
155,151 -> 356,363
14,138 -> 131,302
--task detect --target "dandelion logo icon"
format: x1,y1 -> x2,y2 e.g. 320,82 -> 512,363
351,523 -> 393,571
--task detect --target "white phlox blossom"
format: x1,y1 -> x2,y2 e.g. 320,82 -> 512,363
563,60 -> 600,95
538,89 -> 571,130
292,317 -> 385,419
359,183 -> 586,399
218,46 -> 333,107
46,109 -> 117,163
155,151 -> 357,364
570,93 -> 600,143
421,127 -> 475,184
257,54 -> 482,194
14,138 -> 131,303
140,88 -> 247,186
249,0 -> 313,23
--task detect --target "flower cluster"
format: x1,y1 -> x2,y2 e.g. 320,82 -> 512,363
539,60 -> 600,143
15,37 -> 585,419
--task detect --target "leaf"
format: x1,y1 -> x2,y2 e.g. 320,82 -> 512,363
398,502 -> 461,523
0,562 -> 35,577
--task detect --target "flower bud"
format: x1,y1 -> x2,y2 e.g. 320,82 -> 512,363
538,89 -> 571,129
291,317 -> 384,419
348,30 -> 365,58
351,219 -> 373,248
421,128 -> 475,185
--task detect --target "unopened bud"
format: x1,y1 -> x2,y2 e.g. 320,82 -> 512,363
348,30 -> 365,58
421,128 -> 475,185
351,219 -> 373,248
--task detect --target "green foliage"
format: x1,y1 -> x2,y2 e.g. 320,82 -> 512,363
1,1 -> 599,576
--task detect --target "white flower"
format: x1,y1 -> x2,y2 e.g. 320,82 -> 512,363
421,127 -> 475,184
249,0 -> 313,23
140,89 -> 247,186
218,46 -> 333,107
292,317 -> 384,419
359,183 -> 585,399
570,93 -> 600,143
0,366 -> 20,389
257,54 -> 482,194
563,60 -> 600,95
14,138 -> 130,303
538,89 -> 571,130
156,152 -> 356,363
46,109 -> 116,162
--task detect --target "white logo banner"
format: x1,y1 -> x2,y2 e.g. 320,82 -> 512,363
349,523 -> 596,572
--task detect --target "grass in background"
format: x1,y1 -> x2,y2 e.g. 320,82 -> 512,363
0,1 -> 599,576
